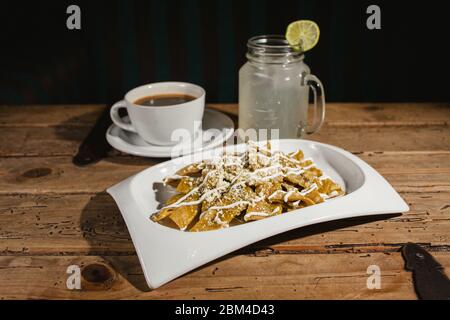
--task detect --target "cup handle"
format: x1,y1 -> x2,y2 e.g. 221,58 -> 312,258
110,100 -> 137,133
304,74 -> 326,135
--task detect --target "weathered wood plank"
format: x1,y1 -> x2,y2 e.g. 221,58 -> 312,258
0,156 -> 156,194
1,152 -> 449,194
0,191 -> 448,255
309,125 -> 450,153
0,125 -> 449,157
326,103 -> 450,126
2,251 -> 442,299
0,103 -> 449,157
210,103 -> 450,127
1,103 -> 449,126
0,105 -> 103,127
0,127 -> 89,157
0,103 -> 448,300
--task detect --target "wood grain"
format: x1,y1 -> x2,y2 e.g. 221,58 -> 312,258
0,103 -> 448,157
3,252 -> 447,299
0,103 -> 449,300
0,191 -> 449,255
0,152 -> 449,194
1,103 -> 449,126
1,125 -> 449,157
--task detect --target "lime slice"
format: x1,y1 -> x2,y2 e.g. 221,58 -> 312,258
285,20 -> 320,52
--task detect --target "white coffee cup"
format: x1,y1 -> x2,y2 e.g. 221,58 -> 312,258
110,82 -> 205,146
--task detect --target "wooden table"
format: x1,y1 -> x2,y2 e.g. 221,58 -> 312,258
0,103 -> 449,299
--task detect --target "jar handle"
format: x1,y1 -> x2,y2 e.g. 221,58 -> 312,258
304,74 -> 326,135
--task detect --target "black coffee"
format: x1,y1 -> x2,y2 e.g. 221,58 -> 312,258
134,94 -> 196,106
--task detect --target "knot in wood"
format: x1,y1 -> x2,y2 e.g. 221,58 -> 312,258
81,263 -> 114,284
22,167 -> 52,178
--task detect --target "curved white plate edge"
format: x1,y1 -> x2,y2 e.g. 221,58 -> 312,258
106,130 -> 233,158
321,141 -> 409,213
109,181 -> 407,289
122,138 -> 408,211
106,180 -> 159,289
132,139 -> 361,220
106,108 -> 235,158
107,139 -> 409,288
106,126 -> 234,158
106,127 -> 234,158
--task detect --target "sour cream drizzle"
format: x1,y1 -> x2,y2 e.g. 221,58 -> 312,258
157,143 -> 339,224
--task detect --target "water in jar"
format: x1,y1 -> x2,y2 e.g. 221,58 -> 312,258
239,60 -> 310,139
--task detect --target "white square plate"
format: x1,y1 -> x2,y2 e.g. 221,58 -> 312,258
107,139 -> 409,289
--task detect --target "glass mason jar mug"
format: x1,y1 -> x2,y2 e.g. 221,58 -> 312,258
239,35 -> 325,139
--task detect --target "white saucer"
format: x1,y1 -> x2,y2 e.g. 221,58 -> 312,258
106,108 -> 235,158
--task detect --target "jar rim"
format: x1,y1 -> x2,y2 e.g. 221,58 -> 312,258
247,35 -> 304,61
248,35 -> 292,50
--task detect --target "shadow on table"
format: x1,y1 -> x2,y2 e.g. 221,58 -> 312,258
53,110 -> 102,142
80,193 -> 150,292
55,108 -> 169,166
251,212 -> 402,251
81,192 -> 401,292
102,155 -> 166,166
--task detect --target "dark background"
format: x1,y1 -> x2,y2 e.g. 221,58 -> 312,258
1,0 -> 450,105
